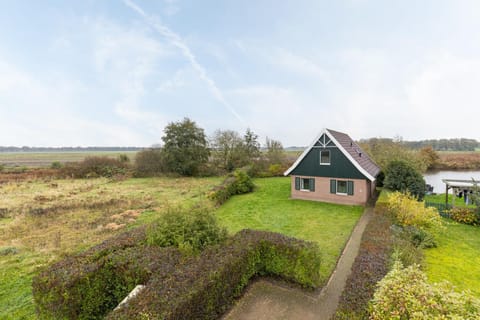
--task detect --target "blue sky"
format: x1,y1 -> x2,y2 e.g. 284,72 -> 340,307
1,0 -> 480,147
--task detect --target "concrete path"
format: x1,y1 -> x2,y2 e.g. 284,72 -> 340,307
222,207 -> 374,320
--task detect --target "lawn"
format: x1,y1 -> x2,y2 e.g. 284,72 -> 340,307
0,176 -> 220,319
215,177 -> 364,283
424,218 -> 480,297
424,193 -> 475,208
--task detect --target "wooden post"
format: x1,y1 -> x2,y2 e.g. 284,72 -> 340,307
445,183 -> 449,207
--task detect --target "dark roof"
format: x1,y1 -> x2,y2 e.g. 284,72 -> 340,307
284,128 -> 381,181
327,129 -> 381,179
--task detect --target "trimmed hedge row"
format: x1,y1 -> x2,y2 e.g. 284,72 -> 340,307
334,213 -> 393,319
107,229 -> 321,319
32,227 -> 184,319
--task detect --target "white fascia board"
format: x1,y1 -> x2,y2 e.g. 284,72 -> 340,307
284,128 -> 376,182
283,128 -> 327,176
324,129 -> 376,182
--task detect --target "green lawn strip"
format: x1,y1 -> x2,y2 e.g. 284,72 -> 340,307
424,218 -> 480,297
215,177 -> 363,283
424,193 -> 475,208
0,251 -> 49,320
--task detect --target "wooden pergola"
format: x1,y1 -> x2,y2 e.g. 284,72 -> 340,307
443,179 -> 480,206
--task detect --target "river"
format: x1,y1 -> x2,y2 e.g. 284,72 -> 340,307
423,170 -> 480,194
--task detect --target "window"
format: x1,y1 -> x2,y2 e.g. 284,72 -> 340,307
337,180 -> 347,194
295,177 -> 315,192
330,179 -> 354,196
301,178 -> 310,190
320,150 -> 330,165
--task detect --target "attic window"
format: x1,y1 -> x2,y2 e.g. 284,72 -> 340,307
320,150 -> 330,165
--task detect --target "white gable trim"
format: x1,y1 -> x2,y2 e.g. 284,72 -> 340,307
283,128 -> 376,181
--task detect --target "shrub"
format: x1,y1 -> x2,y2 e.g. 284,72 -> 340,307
386,191 -> 442,231
108,229 -> 321,320
50,161 -> 63,169
384,160 -> 426,200
134,149 -> 166,177
0,164 -> 4,172
334,212 -> 393,319
268,163 -> 284,176
62,156 -> 130,178
146,205 -> 228,254
32,226 -> 185,319
208,169 -> 255,205
449,207 -> 479,225
370,261 -> 480,319
117,154 -> 130,163
0,246 -> 18,256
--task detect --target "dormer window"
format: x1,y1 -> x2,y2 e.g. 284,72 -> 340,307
320,150 -> 330,165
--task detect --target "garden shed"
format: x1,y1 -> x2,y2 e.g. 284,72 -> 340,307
284,128 -> 380,205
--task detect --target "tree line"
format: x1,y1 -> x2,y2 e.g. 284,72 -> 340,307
135,118 -> 286,177
360,138 -> 479,152
0,146 -> 143,152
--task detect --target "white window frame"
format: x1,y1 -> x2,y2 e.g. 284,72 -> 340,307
300,178 -> 311,191
320,150 -> 331,165
336,180 -> 348,195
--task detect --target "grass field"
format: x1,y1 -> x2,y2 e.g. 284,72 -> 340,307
424,219 -> 480,297
0,176 -> 220,319
0,151 -> 138,168
216,177 -> 364,283
424,193 -> 476,208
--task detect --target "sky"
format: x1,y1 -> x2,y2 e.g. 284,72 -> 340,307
1,0 -> 480,147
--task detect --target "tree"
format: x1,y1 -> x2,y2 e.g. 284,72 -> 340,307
265,137 -> 285,164
210,130 -> 244,171
419,146 -> 439,170
162,118 -> 210,176
384,160 -> 426,200
243,128 -> 260,160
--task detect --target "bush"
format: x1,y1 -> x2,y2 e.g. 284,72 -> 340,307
62,156 -> 130,178
134,149 -> 166,177
384,160 -> 426,200
386,191 -> 442,231
334,212 -> 393,319
370,261 -> 480,319
146,205 -> 228,254
108,229 -> 321,320
268,163 -> 284,176
32,227 -> 184,319
208,169 -> 255,205
50,161 -> 63,169
449,207 -> 479,225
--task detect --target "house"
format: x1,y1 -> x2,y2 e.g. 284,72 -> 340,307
284,128 -> 380,205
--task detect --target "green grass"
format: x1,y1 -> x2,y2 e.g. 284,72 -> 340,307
424,193 -> 476,208
425,219 -> 480,297
0,176 -> 220,320
215,177 -> 364,283
0,151 -> 138,168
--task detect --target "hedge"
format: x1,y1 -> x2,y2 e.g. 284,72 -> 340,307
334,213 -> 393,319
107,229 -> 321,319
208,169 -> 254,205
32,227 -> 184,319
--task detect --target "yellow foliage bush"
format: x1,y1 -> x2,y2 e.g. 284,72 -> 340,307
386,191 -> 442,231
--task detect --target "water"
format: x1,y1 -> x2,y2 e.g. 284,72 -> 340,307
423,170 -> 480,194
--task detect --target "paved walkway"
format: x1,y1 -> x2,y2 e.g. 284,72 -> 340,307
222,207 -> 374,320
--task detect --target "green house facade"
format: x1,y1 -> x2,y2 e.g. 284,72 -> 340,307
284,129 -> 380,205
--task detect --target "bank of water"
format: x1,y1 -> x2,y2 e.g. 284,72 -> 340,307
424,170 -> 480,194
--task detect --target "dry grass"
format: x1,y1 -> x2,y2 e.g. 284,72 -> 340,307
435,152 -> 480,170
0,176 -> 221,319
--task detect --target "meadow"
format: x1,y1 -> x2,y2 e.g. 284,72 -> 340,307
0,151 -> 138,168
0,176 -> 220,319
0,175 -> 363,319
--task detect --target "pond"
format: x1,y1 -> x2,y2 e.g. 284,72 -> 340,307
423,170 -> 480,194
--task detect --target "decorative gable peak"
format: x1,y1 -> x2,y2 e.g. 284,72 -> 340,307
313,133 -> 335,148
